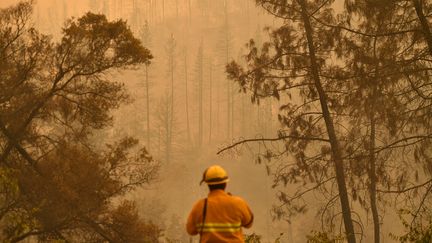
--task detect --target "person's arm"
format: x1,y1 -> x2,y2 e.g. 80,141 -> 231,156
240,199 -> 254,228
186,200 -> 201,235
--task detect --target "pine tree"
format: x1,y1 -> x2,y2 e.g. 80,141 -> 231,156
226,1 -> 356,241
333,2 -> 432,241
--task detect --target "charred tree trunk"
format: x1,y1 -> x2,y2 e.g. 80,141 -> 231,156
298,0 -> 356,242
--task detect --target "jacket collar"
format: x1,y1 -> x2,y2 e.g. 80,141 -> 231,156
208,189 -> 226,197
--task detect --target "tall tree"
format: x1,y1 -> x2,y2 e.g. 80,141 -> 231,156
221,0 -> 233,140
184,48 -> 192,144
165,34 -> 176,163
155,95 -> 176,165
195,42 -> 204,147
209,60 -> 213,143
334,2 -> 432,241
225,1 -> 432,241
226,0 -> 356,241
0,2 -> 160,241
140,21 -> 152,151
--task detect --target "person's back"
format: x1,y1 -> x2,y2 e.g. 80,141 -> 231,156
186,165 -> 253,243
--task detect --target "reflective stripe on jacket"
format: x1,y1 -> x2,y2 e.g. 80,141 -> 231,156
186,189 -> 254,242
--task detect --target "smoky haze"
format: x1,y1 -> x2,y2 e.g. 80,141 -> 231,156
1,0 -> 290,241
1,0 -> 432,243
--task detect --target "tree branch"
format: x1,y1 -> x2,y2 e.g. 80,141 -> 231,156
377,178 -> 432,193
217,135 -> 329,154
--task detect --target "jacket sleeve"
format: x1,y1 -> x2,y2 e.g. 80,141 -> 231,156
240,198 -> 254,228
186,200 -> 202,235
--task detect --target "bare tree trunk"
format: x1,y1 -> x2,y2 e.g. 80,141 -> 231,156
158,126 -> 161,158
224,0 -> 231,140
185,53 -> 191,143
166,34 -> 175,164
298,1 -> 356,242
209,64 -> 213,143
165,97 -> 170,163
257,104 -> 260,133
369,116 -> 380,243
231,81 -> 235,138
369,37 -> 380,243
241,94 -> 245,136
145,64 -> 151,150
226,79 -> 231,139
168,51 -> 175,164
216,76 -> 220,141
198,45 -> 203,147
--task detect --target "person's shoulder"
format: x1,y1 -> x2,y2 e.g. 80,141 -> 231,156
228,194 -> 249,205
193,197 -> 206,205
192,197 -> 207,208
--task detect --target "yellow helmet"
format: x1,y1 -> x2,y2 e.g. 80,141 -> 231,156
200,165 -> 229,185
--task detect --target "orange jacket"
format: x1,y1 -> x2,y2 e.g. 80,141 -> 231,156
186,189 -> 253,243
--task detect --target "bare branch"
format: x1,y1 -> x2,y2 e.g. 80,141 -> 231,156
377,178 -> 432,194
217,135 -> 329,154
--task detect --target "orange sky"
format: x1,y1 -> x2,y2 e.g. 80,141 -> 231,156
0,0 -> 344,11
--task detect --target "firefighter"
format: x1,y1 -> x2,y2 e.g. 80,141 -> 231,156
186,165 -> 254,242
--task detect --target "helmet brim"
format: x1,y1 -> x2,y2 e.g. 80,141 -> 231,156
205,178 -> 229,185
